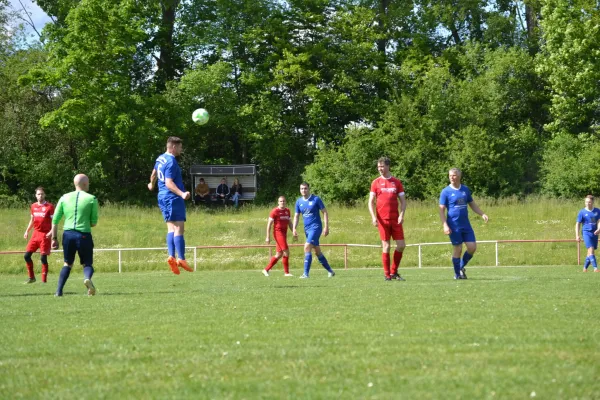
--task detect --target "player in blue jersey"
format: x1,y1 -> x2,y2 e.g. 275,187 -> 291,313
439,168 -> 488,279
148,136 -> 194,275
292,182 -> 335,279
575,195 -> 600,272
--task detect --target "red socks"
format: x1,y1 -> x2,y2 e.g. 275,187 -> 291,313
265,257 -> 278,272
382,253 -> 391,277
41,264 -> 48,283
282,256 -> 289,274
391,250 -> 403,275
26,261 -> 34,279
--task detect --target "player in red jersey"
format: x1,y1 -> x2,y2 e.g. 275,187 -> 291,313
23,187 -> 55,284
263,196 -> 295,276
368,157 -> 407,281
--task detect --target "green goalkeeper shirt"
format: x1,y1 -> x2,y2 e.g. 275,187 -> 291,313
52,190 -> 99,233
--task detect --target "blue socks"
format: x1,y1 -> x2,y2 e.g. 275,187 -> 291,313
452,257 -> 461,276
56,266 -> 71,295
303,253 -> 312,276
167,232 -> 175,257
585,255 -> 597,270
317,254 -> 333,273
83,265 -> 94,280
461,252 -> 473,268
174,235 -> 186,260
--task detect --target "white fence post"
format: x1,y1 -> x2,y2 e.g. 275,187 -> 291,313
495,241 -> 499,266
418,244 -> 422,268
118,250 -> 122,273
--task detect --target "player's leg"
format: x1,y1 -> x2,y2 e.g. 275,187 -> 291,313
449,231 -> 464,279
390,222 -> 406,280
583,233 -> 593,271
460,231 -> 477,279
264,249 -> 282,275
300,241 -> 313,278
24,235 -> 39,283
160,197 -> 180,274
40,233 -> 52,283
170,198 -> 192,272
378,220 -> 392,280
282,249 -> 292,276
313,238 -> 334,277
56,231 -> 76,296
79,232 -> 96,296
589,234 -> 598,271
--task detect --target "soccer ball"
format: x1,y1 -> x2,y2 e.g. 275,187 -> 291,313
192,108 -> 209,125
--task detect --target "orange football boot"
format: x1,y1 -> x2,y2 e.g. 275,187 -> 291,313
177,259 -> 194,272
167,256 -> 180,275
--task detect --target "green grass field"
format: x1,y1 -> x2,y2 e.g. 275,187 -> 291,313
0,199 -> 598,398
1,268 -> 599,399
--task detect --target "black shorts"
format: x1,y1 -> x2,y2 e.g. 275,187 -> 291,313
62,230 -> 94,266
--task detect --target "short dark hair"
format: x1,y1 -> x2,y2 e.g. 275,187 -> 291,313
377,157 -> 391,166
586,195 -> 594,200
199,178 -> 205,182
167,136 -> 182,145
35,186 -> 45,193
300,181 -> 310,188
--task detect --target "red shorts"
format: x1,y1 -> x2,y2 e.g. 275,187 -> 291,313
274,232 -> 289,252
26,231 -> 52,255
377,219 -> 404,241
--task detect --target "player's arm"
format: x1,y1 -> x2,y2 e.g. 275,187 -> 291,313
368,193 -> 377,226
90,197 -> 99,227
265,218 -> 274,243
23,215 -> 34,239
148,168 -> 157,191
292,213 -> 299,237
165,178 -> 190,200
576,221 -> 582,240
468,201 -> 488,222
398,193 -> 407,225
322,208 -> 329,237
439,204 -> 451,235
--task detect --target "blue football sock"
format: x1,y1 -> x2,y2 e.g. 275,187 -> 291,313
461,252 -> 473,268
83,265 -> 94,280
452,257 -> 461,276
166,232 -> 175,257
591,255 -> 597,268
584,256 -> 591,270
304,253 -> 313,276
317,254 -> 333,272
56,266 -> 71,295
174,235 -> 186,260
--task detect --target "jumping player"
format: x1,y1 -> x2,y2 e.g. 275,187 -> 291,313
292,182 -> 335,279
368,157 -> 407,281
148,136 -> 193,275
263,196 -> 294,277
23,187 -> 55,284
575,195 -> 600,272
439,168 -> 488,279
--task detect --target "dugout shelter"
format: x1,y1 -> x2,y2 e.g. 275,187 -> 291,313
190,164 -> 257,202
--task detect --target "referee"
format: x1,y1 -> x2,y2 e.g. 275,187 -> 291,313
47,174 -> 99,297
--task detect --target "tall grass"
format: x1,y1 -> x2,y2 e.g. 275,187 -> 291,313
0,196 -> 584,275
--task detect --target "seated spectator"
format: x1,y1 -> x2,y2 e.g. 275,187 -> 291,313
230,178 -> 243,208
194,178 -> 210,205
216,178 -> 230,205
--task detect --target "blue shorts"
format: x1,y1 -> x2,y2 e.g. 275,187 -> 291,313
583,232 -> 598,249
305,228 -> 322,247
62,230 -> 94,266
448,228 -> 476,246
158,196 -> 186,222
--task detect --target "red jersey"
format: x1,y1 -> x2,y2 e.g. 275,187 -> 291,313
370,176 -> 405,220
30,202 -> 55,233
269,207 -> 291,233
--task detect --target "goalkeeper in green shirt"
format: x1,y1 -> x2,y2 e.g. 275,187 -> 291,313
47,174 -> 99,297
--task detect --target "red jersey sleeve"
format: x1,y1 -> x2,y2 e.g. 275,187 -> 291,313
269,208 -> 278,220
370,179 -> 378,194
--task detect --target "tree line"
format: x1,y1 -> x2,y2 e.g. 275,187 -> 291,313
0,0 -> 598,205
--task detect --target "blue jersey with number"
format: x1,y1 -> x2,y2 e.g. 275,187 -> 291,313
577,208 -> 600,232
439,184 -> 473,230
295,194 -> 325,231
154,153 -> 185,200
